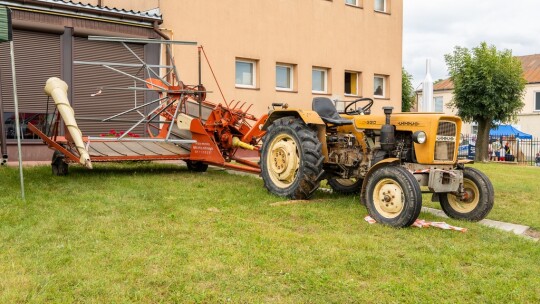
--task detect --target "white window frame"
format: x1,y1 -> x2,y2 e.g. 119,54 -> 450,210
434,96 -> 444,112
345,0 -> 359,6
312,67 -> 328,94
345,71 -> 360,96
374,0 -> 387,12
235,59 -> 256,89
276,64 -> 294,91
535,91 -> 540,111
373,75 -> 386,98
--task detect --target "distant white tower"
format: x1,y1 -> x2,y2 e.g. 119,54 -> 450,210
422,58 -> 434,112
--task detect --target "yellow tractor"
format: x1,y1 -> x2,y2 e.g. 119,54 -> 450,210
260,97 -> 494,227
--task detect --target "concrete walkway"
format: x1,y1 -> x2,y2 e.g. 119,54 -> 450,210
422,207 -> 539,242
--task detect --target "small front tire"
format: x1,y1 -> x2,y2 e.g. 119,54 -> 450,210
186,160 -> 208,172
364,166 -> 422,227
440,167 -> 494,221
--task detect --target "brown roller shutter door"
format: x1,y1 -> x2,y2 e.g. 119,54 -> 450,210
0,30 -> 61,113
73,37 -> 146,136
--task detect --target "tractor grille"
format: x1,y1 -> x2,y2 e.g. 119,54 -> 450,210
434,121 -> 457,161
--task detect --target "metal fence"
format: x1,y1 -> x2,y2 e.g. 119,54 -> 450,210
458,134 -> 540,166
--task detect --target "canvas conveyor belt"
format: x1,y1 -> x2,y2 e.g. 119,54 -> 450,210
87,141 -> 190,158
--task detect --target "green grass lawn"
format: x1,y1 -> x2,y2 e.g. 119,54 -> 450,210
1,162 -> 539,303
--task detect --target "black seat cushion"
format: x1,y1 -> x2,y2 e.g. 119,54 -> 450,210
312,97 -> 353,126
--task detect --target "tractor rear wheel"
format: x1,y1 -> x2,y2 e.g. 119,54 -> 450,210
327,178 -> 363,194
51,151 -> 68,176
364,166 -> 422,227
186,160 -> 208,172
261,117 -> 323,199
440,167 -> 494,221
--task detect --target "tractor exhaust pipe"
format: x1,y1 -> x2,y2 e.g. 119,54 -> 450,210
44,77 -> 92,169
380,106 -> 395,153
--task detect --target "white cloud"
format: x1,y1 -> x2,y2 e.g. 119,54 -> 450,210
404,0 -> 540,86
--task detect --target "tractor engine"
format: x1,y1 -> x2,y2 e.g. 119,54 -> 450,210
327,133 -> 362,167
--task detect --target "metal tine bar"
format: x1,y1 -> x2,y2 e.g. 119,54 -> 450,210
74,60 -> 173,69
98,86 -> 211,94
102,65 -> 167,90
233,100 -> 241,109
86,136 -> 195,144
147,97 -> 177,123
166,94 -> 184,140
76,116 -> 173,124
166,44 -> 180,86
121,42 -> 170,87
119,97 -> 172,139
238,102 -> 246,110
102,96 -> 169,122
88,36 -> 197,45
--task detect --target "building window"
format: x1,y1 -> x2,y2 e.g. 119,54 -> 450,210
535,92 -> 540,111
276,64 -> 294,91
374,0 -> 387,12
345,0 -> 359,6
345,71 -> 360,96
434,96 -> 444,112
235,59 -> 256,88
312,67 -> 329,94
3,112 -> 51,140
373,75 -> 386,98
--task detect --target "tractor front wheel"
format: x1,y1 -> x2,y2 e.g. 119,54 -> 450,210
364,166 -> 422,227
327,178 -> 363,195
440,167 -> 494,221
261,117 -> 323,199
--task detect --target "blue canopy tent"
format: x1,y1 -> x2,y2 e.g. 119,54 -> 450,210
490,125 -> 532,140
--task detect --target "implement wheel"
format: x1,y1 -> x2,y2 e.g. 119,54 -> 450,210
440,167 -> 494,221
364,166 -> 422,227
51,151 -> 68,176
261,117 -> 323,199
186,160 -> 208,172
327,178 -> 363,195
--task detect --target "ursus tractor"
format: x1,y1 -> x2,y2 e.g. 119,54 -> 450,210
260,97 -> 494,227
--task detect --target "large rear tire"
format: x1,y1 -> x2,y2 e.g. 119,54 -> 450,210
440,167 -> 494,221
260,117 -> 324,199
327,178 -> 363,194
364,166 -> 422,227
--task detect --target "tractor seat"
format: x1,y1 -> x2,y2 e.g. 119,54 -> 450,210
312,97 -> 353,126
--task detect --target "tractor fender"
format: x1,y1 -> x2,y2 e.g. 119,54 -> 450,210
360,158 -> 401,205
261,110 -> 325,131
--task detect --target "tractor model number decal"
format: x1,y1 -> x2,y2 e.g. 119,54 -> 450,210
397,121 -> 420,126
363,120 -> 377,125
436,135 -> 456,142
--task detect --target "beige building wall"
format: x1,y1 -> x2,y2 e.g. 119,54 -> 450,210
100,0 -> 403,117
516,83 -> 540,137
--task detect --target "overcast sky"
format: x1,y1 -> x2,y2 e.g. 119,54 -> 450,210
403,0 -> 540,87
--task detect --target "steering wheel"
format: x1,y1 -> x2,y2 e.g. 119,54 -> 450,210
344,97 -> 374,115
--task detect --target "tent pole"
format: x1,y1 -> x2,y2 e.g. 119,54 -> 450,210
10,40 -> 25,201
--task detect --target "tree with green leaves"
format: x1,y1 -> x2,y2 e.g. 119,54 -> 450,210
444,42 -> 526,162
401,67 -> 415,112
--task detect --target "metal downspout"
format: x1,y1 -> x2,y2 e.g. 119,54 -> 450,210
0,66 -> 7,164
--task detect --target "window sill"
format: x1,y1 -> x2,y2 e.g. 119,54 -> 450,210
374,10 -> 391,15
374,97 -> 390,100
345,4 -> 363,9
235,86 -> 260,91
276,89 -> 298,93
344,94 -> 361,98
312,92 -> 332,96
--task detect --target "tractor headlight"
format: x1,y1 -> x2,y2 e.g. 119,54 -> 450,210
413,131 -> 427,144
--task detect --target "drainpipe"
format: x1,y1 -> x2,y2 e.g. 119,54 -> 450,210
0,67 -> 7,164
